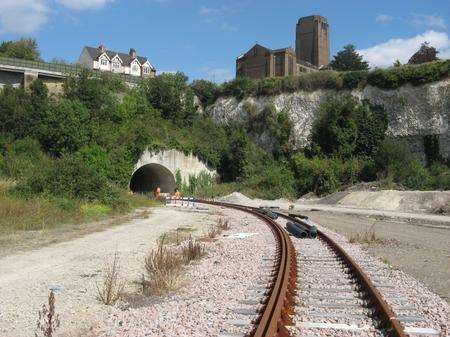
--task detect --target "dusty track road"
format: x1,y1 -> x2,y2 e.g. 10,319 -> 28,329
0,207 -> 213,337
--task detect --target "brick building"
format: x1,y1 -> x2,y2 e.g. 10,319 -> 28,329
296,15 -> 330,68
236,15 -> 330,79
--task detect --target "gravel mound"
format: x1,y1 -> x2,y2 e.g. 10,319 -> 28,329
299,190 -> 450,214
217,192 -> 254,205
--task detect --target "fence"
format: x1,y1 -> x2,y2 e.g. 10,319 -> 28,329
0,56 -> 142,84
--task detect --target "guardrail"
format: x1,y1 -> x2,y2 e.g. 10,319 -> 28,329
0,56 -> 142,84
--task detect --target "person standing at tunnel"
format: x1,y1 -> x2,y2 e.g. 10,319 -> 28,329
154,186 -> 161,198
174,188 -> 181,199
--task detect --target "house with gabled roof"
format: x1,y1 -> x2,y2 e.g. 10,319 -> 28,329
78,45 -> 156,78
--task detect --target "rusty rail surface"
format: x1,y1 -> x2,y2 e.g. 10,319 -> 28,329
277,212 -> 408,337
196,200 -> 297,337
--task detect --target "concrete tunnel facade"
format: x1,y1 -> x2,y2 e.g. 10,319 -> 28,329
129,149 -> 216,194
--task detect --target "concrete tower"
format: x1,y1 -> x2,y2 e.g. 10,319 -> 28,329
296,15 -> 330,68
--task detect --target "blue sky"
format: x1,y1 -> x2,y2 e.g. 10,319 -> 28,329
0,0 -> 449,82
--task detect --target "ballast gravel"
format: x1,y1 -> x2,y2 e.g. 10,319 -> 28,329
283,216 -> 449,337
87,207 -> 277,337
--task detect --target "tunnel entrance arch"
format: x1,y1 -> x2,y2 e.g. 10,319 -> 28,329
129,163 -> 176,194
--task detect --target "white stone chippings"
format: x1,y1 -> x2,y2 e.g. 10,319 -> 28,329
285,216 -> 449,337
90,208 -> 277,337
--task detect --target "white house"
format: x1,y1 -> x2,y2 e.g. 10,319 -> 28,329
78,45 -> 156,78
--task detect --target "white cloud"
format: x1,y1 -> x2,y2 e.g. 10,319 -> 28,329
199,67 -> 233,83
358,30 -> 450,68
0,0 -> 49,34
376,14 -> 393,24
411,14 -> 446,29
220,22 -> 237,32
56,0 -> 114,10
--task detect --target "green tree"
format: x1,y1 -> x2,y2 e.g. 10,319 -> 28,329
190,79 -> 219,107
139,72 -> 197,126
36,99 -> 91,156
330,44 -> 369,71
309,95 -> 387,159
0,38 -> 40,60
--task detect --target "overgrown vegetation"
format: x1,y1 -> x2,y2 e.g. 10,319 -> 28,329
192,60 -> 449,104
1,38 -> 448,223
142,236 -> 205,296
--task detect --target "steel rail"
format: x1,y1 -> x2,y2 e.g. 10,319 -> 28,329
196,200 -> 297,337
276,212 -> 408,337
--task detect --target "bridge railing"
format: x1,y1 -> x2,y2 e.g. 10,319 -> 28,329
0,56 -> 142,84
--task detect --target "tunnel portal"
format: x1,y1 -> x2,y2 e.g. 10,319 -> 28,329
129,163 -> 176,194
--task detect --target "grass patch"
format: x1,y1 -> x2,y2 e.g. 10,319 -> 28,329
348,225 -> 399,245
81,203 -> 112,218
0,179 -> 159,236
158,226 -> 195,245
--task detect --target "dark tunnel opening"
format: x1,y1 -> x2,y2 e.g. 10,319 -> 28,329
129,164 -> 176,194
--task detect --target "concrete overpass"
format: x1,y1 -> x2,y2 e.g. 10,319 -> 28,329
0,56 -> 140,92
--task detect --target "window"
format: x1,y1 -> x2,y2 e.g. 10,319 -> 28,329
100,59 -> 108,66
143,67 -> 149,74
132,65 -> 139,72
112,61 -> 120,68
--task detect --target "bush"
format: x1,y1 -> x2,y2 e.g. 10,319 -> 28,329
293,154 -> 341,196
244,164 -> 296,199
342,71 -> 368,89
429,163 -> 450,190
375,138 -> 433,189
299,70 -> 343,91
258,77 -> 283,96
15,156 -> 122,206
36,99 -> 91,156
367,60 -> 449,89
310,95 -> 387,159
220,77 -> 257,100
190,79 -> 219,107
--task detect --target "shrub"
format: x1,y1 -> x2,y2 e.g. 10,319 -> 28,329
36,99 -> 91,156
244,164 -> 296,199
342,71 -> 368,89
293,154 -> 341,196
367,60 -> 449,89
73,145 -> 111,180
220,76 -> 257,100
257,77 -> 283,96
297,70 -> 343,91
375,138 -> 433,189
310,95 -> 387,159
15,156 -> 122,206
190,79 -> 219,107
429,162 -> 450,190
96,251 -> 124,305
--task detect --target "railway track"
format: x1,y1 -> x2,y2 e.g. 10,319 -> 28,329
276,212 -> 410,337
195,199 -> 414,337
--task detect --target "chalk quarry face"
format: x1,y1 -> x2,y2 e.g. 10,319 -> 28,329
206,79 -> 450,160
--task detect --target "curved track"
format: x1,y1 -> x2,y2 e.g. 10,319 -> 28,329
194,199 -> 407,337
198,200 -> 297,337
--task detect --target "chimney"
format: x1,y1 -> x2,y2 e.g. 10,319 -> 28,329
98,44 -> 106,53
129,48 -> 137,58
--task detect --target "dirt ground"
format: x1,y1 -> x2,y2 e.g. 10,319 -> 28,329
301,209 -> 450,303
0,206 -> 217,337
